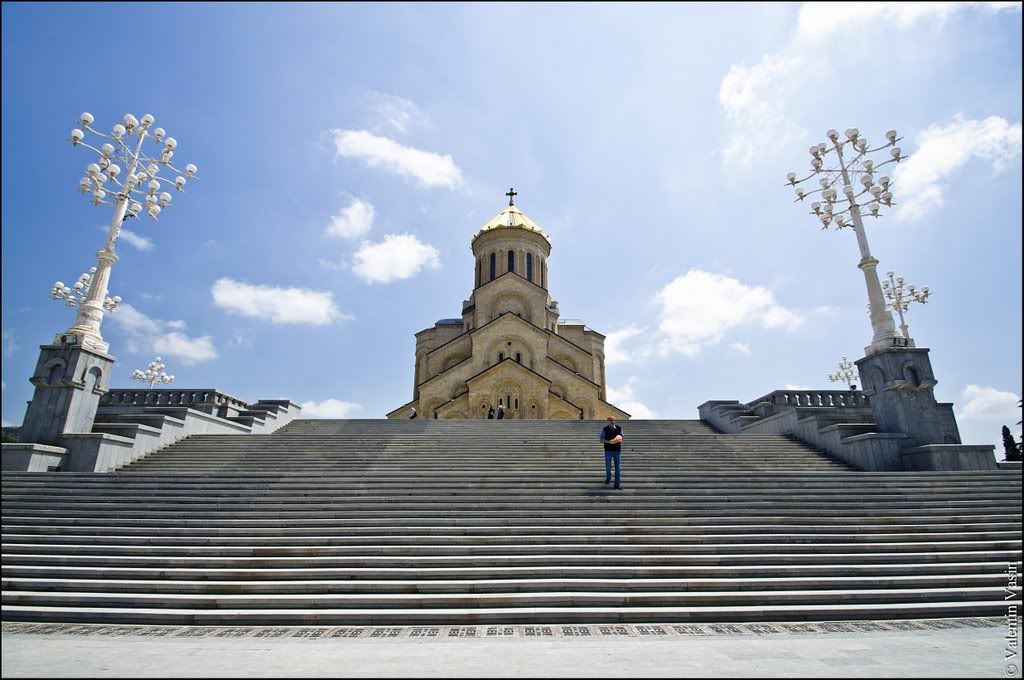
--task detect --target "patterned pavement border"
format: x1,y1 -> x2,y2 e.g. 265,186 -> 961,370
1,618 -> 1005,641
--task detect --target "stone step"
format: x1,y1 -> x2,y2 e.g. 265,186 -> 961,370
5,560 -> 1017,581
5,572 -> 1013,594
4,549 -> 1018,568
6,514 -> 1016,527
5,586 -> 1017,610
5,530 -> 1017,547
4,542 -> 1020,560
0,600 -> 1010,624
3,417 -> 1017,627
6,521 -> 1019,536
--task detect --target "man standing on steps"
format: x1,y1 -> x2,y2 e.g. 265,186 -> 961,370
601,416 -> 624,490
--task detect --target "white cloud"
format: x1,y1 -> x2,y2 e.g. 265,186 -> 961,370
325,198 -> 375,240
605,325 -> 650,365
606,378 -> 656,419
150,332 -> 217,364
718,54 -> 806,168
102,225 -> 154,251
108,303 -> 217,365
894,115 -> 1022,221
228,331 -> 254,349
329,129 -> 463,188
731,342 -> 752,356
299,399 -> 363,419
655,269 -> 803,357
797,2 -> 1020,41
2,329 -> 15,358
367,92 -> 427,135
352,234 -> 441,284
718,2 -> 1020,168
955,384 -> 1022,456
211,278 -> 349,326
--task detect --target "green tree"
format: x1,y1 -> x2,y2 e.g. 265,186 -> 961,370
1002,425 -> 1021,462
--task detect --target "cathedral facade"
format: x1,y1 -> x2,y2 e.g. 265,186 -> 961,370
387,195 -> 630,420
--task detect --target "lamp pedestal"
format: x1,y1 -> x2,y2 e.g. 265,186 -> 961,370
18,339 -> 115,446
855,347 -> 960,449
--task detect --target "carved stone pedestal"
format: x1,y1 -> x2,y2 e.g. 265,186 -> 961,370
18,339 -> 115,446
854,346 -> 961,449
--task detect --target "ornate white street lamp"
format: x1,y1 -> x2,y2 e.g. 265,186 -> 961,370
881,270 -> 930,344
828,355 -> 857,388
786,128 -> 909,354
50,267 -> 121,312
61,112 -> 197,354
132,357 -> 175,388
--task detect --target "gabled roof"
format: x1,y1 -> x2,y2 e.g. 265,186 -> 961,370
465,356 -> 552,388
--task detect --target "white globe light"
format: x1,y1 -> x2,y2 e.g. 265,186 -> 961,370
886,129 -> 898,142
148,180 -> 160,191
123,113 -> 139,130
147,164 -> 159,177
159,191 -> 172,203
827,129 -> 838,140
164,137 -> 177,149
845,128 -> 859,140
152,127 -> 166,142
106,164 -> 120,177
140,114 -> 155,127
112,124 -> 126,139
80,112 -> 94,127
70,129 -> 84,144
174,176 -> 186,190
185,163 -> 197,177
87,163 -> 101,176
101,143 -> 114,156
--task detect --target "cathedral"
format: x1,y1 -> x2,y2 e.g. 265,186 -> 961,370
387,191 -> 630,420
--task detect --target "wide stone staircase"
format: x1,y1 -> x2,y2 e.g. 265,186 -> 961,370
2,419 -> 1020,625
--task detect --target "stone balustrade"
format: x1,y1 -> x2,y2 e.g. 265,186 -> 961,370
748,389 -> 870,411
100,389 -> 249,418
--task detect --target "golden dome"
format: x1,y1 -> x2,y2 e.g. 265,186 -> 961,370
472,204 -> 550,244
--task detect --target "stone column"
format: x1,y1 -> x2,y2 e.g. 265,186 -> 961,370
19,341 -> 115,446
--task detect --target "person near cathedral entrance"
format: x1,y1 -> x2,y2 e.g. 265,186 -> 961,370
601,416 -> 624,490
497,405 -> 505,420
487,406 -> 495,420
409,407 -> 417,419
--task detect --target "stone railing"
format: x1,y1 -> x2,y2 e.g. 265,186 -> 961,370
99,389 -> 250,419
748,390 -> 870,411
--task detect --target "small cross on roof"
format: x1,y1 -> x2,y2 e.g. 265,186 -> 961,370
505,187 -> 517,206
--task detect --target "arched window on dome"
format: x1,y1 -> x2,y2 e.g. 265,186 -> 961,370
498,352 -> 504,362
507,250 -> 515,274
489,252 -> 496,281
526,253 -> 533,282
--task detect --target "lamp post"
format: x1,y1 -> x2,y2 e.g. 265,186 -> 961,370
132,357 -> 175,388
828,355 -> 857,389
786,128 -> 908,355
881,270 -> 931,344
51,267 -> 121,313
61,112 -> 197,354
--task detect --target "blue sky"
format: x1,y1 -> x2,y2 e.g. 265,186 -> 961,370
2,2 -> 1021,452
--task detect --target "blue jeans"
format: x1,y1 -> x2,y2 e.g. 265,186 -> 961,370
604,450 -> 621,487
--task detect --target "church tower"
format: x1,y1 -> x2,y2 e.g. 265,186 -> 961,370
387,191 -> 630,420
